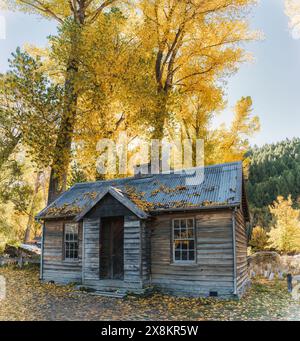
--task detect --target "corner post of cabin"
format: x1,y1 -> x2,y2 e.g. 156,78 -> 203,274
40,222 -> 45,281
232,209 -> 237,296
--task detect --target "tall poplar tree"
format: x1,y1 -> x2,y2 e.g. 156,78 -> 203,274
10,0 -> 120,203
137,0 -> 258,139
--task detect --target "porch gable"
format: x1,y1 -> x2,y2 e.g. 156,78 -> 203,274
75,186 -> 148,221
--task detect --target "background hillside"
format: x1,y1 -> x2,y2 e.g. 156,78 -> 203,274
247,137 -> 300,228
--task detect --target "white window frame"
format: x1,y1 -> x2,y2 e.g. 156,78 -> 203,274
64,223 -> 79,261
172,218 -> 196,264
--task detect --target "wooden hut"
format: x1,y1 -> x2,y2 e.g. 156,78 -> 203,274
36,161 -> 250,298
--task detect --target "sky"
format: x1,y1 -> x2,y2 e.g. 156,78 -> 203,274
0,0 -> 300,147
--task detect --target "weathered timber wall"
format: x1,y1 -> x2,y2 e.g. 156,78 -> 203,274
42,220 -> 82,283
82,218 -> 100,288
235,208 -> 249,295
123,216 -> 143,290
141,220 -> 151,285
150,210 -> 235,297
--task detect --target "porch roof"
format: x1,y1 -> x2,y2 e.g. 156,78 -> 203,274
36,161 -> 249,221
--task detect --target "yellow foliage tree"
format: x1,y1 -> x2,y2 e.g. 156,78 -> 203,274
7,1 -> 262,186
205,96 -> 260,165
268,195 -> 300,254
249,225 -> 268,252
9,0 -> 121,203
66,10 -> 157,178
137,0 -> 258,139
285,0 -> 300,38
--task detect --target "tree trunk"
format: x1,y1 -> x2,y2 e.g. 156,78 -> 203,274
47,42 -> 80,204
151,93 -> 168,141
46,2 -> 88,205
24,171 -> 42,243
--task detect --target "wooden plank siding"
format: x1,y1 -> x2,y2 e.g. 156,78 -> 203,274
141,220 -> 151,285
150,210 -> 235,297
42,220 -> 82,283
123,217 -> 145,290
234,208 -> 249,296
41,194 -> 249,297
82,218 -> 100,288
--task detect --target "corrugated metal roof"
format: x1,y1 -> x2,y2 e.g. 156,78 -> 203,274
36,161 -> 244,220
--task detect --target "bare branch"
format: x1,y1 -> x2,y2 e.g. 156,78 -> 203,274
88,0 -> 117,24
18,0 -> 64,23
175,65 -> 215,85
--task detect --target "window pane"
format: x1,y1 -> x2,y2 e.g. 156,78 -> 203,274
175,241 -> 181,250
187,219 -> 194,228
188,240 -> 195,250
181,229 -> 188,239
65,224 -> 79,260
188,251 -> 195,261
174,229 -> 181,239
173,219 -> 196,263
188,229 -> 195,238
180,219 -> 186,229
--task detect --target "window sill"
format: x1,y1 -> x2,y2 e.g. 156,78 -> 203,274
170,262 -> 198,267
63,259 -> 80,264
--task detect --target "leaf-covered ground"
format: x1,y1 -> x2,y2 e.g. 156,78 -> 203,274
0,266 -> 299,321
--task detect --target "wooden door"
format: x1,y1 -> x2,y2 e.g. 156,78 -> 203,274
100,217 -> 124,280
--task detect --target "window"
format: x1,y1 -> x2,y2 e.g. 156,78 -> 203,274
64,223 -> 79,260
173,218 -> 196,263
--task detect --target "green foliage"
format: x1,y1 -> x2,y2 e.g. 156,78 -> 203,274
68,162 -> 88,187
247,138 -> 300,207
4,48 -> 63,168
247,138 -> 300,229
0,160 -> 33,214
0,75 -> 22,169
